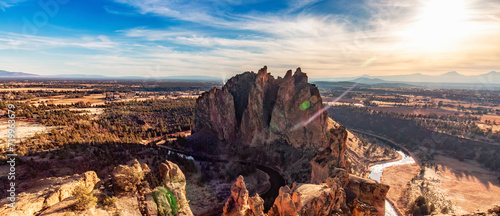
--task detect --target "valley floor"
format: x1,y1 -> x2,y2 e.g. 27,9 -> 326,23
381,154 -> 500,215
434,155 -> 500,214
381,162 -> 420,214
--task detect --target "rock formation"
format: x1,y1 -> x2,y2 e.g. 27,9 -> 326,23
156,160 -> 193,216
0,171 -> 100,216
223,169 -> 388,216
192,66 -> 348,183
193,67 -> 390,215
222,175 -> 265,216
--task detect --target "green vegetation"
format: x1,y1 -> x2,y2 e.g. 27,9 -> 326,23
72,184 -> 98,211
152,186 -> 179,216
100,195 -> 118,207
0,98 -> 195,157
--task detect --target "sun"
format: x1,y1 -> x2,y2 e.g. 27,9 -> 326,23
404,0 -> 472,51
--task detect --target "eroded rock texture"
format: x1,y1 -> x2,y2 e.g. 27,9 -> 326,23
192,66 -> 346,183
194,67 -> 389,215
222,175 -> 265,216
226,169 -> 388,216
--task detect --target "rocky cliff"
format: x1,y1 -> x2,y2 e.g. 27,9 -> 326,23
222,168 -> 389,216
192,66 -> 348,183
192,67 -> 389,215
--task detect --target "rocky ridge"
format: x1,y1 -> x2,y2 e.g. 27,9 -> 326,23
192,66 -> 352,183
222,167 -> 389,216
193,67 -> 389,215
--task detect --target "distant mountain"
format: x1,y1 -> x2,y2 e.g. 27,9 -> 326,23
50,74 -> 221,81
350,77 -> 387,84
317,71 -> 500,84
2,69 -> 499,84
0,70 -> 39,77
51,74 -> 109,79
0,70 -> 220,81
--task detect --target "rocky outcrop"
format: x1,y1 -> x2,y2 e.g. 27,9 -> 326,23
154,160 -> 193,216
222,169 -> 388,216
0,171 -> 99,216
345,175 -> 389,216
464,204 -> 500,216
192,67 -> 347,183
193,66 -> 388,215
194,67 -> 329,150
222,175 -> 265,216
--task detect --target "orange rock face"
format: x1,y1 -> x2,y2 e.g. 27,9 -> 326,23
194,67 -> 389,215
222,175 -> 265,216
192,67 -> 347,183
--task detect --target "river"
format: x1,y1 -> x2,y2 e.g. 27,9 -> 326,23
369,151 -> 416,216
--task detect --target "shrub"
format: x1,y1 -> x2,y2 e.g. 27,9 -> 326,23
113,166 -> 144,193
101,195 -> 117,207
152,186 -> 178,216
72,184 -> 97,211
441,206 -> 449,214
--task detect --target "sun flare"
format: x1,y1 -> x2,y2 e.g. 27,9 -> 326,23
404,0 -> 472,51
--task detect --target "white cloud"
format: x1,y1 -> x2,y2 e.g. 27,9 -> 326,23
2,0 -> 500,77
0,32 -> 118,50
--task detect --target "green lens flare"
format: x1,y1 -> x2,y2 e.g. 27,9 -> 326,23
300,101 -> 310,110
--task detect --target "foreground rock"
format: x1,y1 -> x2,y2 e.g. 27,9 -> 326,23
223,169 -> 389,216
222,176 -> 265,216
0,159 -> 193,216
0,171 -> 99,216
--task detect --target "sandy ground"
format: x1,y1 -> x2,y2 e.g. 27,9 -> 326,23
0,119 -> 52,147
434,155 -> 500,213
381,162 -> 420,213
70,107 -> 105,115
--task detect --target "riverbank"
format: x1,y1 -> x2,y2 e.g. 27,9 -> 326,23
369,151 -> 416,216
381,162 -> 420,214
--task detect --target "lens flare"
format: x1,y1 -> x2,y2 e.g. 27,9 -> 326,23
290,83 -> 358,131
300,101 -> 311,110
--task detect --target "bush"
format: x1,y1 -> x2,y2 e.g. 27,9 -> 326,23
113,166 -> 144,193
101,195 -> 117,207
72,184 -> 97,211
152,186 -> 178,216
411,196 -> 432,216
441,206 -> 449,214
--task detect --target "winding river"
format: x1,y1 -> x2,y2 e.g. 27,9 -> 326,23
369,151 -> 416,216
160,144 -> 416,215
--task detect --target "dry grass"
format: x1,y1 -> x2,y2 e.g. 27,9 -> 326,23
434,155 -> 500,213
381,162 -> 420,213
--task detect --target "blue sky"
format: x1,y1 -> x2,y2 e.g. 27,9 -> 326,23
0,0 -> 499,78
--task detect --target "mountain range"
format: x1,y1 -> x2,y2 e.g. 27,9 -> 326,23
313,71 -> 500,84
0,70 -> 221,81
1,69 -> 499,84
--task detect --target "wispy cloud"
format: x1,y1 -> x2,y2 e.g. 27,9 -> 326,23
1,0 -> 500,77
0,0 -> 26,11
0,32 -> 118,50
